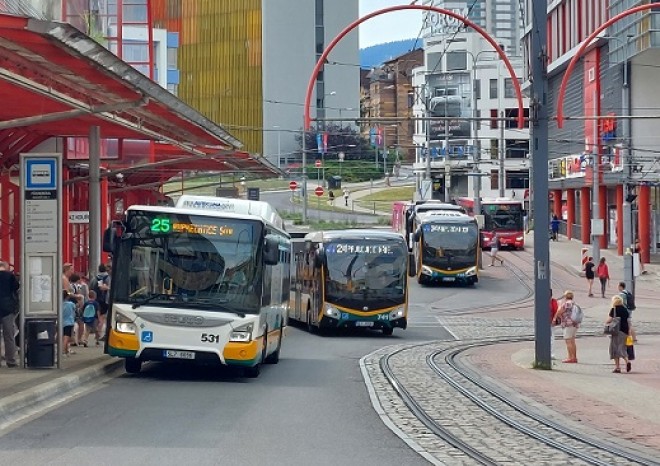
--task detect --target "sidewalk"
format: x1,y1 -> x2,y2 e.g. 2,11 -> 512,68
0,345 -> 120,430
466,231 -> 660,450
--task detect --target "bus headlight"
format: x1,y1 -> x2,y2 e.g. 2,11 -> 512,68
465,267 -> 477,277
115,313 -> 137,334
324,305 -> 341,319
230,323 -> 254,342
389,307 -> 405,320
421,265 -> 433,276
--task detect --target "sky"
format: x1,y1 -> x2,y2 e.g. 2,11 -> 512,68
358,0 -> 424,48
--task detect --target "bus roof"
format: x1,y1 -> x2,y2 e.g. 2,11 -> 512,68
480,197 -> 523,205
126,195 -> 285,231
304,229 -> 405,243
417,211 -> 476,224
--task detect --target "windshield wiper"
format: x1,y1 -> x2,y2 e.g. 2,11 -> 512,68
132,293 -> 178,309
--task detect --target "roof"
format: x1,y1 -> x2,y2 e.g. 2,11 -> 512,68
0,14 -> 277,176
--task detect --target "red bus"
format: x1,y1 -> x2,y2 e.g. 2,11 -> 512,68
455,197 -> 525,250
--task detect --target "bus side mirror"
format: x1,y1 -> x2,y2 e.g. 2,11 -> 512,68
264,237 -> 279,265
408,253 -> 417,277
102,222 -> 123,253
314,248 -> 325,268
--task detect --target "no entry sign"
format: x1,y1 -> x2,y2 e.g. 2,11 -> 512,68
315,186 -> 324,197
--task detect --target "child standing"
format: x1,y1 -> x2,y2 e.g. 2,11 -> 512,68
62,291 -> 76,356
81,290 -> 101,347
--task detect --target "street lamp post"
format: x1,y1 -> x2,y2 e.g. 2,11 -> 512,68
302,127 -> 308,224
273,125 -> 281,170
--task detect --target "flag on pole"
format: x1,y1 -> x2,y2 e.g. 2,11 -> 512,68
316,133 -> 323,154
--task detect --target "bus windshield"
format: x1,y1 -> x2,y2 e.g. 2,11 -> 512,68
323,239 -> 407,310
483,204 -> 524,231
421,223 -> 478,270
112,211 -> 264,314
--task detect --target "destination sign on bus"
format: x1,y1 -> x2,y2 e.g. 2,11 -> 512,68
423,225 -> 469,233
149,217 -> 235,236
327,243 -> 394,255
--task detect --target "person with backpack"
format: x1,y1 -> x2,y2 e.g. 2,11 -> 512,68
605,295 -> 631,373
618,281 -> 637,343
557,290 -> 580,363
549,289 -> 560,359
90,264 -> 110,340
81,290 -> 101,347
69,273 -> 87,346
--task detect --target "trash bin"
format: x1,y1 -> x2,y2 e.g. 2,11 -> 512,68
27,320 -> 56,368
328,176 -> 342,190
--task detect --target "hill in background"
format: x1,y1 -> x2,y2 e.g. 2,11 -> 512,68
360,38 -> 418,69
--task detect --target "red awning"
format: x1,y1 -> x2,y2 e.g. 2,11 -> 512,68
0,14 -> 277,176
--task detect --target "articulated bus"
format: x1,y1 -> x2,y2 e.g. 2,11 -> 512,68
455,197 -> 525,250
412,211 -> 479,286
289,230 -> 412,335
104,195 -> 290,377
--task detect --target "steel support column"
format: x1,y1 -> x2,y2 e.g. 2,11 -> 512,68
616,185 -> 624,256
566,188 -> 575,239
88,126 -> 101,277
580,187 -> 591,245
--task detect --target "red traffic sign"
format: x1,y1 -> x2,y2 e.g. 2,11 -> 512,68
315,186 -> 324,197
315,159 -> 322,168
289,180 -> 298,191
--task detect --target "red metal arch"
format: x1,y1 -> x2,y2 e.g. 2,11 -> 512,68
556,3 -> 660,128
303,4 -> 525,130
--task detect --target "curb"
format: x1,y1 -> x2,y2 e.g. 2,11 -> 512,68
0,358 -> 123,430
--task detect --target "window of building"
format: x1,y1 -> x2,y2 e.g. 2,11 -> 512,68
474,79 -> 481,99
490,109 -> 498,129
123,0 -> 147,22
489,79 -> 498,99
490,170 -> 499,190
504,78 -> 516,98
506,171 -> 529,189
167,47 -> 178,69
446,51 -> 467,71
167,83 -> 178,96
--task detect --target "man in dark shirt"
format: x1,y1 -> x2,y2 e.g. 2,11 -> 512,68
0,261 -> 19,367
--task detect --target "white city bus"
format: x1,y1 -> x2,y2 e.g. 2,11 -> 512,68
104,195 -> 290,377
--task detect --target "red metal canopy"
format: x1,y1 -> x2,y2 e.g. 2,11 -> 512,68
0,14 -> 277,176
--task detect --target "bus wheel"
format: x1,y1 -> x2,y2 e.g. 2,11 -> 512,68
265,329 -> 282,364
125,357 -> 141,374
245,337 -> 267,378
382,327 -> 394,336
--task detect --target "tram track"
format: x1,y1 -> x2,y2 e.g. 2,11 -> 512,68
379,339 -> 660,465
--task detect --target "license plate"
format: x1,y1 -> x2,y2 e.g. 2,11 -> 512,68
443,277 -> 456,282
355,321 -> 373,327
163,350 -> 195,360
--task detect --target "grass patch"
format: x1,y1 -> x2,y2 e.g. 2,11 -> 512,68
353,185 -> 415,214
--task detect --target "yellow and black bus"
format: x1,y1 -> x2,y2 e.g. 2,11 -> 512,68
289,230 -> 412,335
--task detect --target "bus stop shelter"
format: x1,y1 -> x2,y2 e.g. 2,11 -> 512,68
0,14 -> 278,274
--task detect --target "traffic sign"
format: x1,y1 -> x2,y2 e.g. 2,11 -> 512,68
315,186 -> 324,197
315,159 -> 322,168
289,180 -> 298,191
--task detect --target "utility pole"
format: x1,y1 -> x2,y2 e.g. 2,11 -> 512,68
302,127 -> 308,224
591,88 -> 601,266
383,127 -> 388,176
444,77 -> 450,202
620,39 -> 634,295
531,0 -> 551,369
499,109 -> 506,197
425,85 -> 431,181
